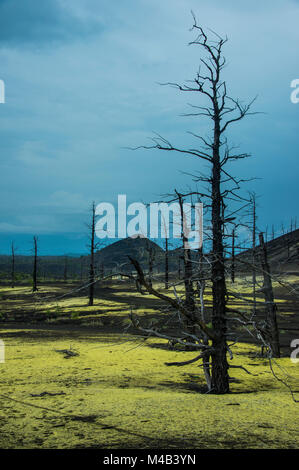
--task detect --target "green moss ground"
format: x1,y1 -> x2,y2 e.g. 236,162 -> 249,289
0,327 -> 298,449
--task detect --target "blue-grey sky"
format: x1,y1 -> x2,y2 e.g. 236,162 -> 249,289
0,0 -> 298,254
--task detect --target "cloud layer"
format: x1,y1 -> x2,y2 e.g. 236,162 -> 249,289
0,0 -> 102,45
0,0 -> 298,253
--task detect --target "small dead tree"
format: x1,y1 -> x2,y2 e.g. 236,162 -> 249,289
259,232 -> 280,357
63,256 -> 68,282
250,193 -> 257,316
164,237 -> 169,289
32,236 -> 38,292
176,190 -> 195,315
145,239 -> 155,283
265,225 -> 268,243
178,256 -> 182,280
231,228 -> 236,284
87,202 -> 99,306
285,234 -> 291,260
161,214 -> 169,290
197,246 -> 204,284
80,256 -> 84,282
11,241 -> 15,288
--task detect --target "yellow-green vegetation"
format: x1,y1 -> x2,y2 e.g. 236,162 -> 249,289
0,275 -> 296,326
0,327 -> 298,449
0,275 -> 298,448
0,283 -> 163,325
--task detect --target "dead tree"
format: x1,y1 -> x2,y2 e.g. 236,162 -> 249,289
32,236 -> 38,292
130,20 -> 258,394
196,244 -> 204,298
231,228 -> 235,284
251,193 -> 257,316
286,234 -> 290,260
63,256 -> 68,282
87,202 -> 98,306
290,218 -> 294,231
265,225 -> 268,243
258,232 -> 280,357
145,239 -> 155,283
176,190 -> 195,315
161,214 -> 169,290
178,257 -> 182,280
11,241 -> 15,288
80,256 -> 84,282
164,237 -> 169,289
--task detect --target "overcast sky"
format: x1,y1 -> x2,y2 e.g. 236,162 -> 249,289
0,0 -> 298,254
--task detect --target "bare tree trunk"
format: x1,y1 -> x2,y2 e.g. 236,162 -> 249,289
64,256 -> 68,282
196,245 -> 204,297
80,257 -> 84,282
251,194 -> 257,316
165,237 -> 169,290
210,119 -> 229,394
146,240 -> 155,283
32,236 -> 38,292
198,246 -> 203,280
176,191 -> 195,315
259,232 -> 280,358
286,235 -> 290,260
88,202 -> 96,306
197,278 -> 211,390
178,257 -> 181,280
231,228 -> 235,284
11,241 -> 15,288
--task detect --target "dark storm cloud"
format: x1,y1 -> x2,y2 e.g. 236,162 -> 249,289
0,0 -> 298,253
0,0 -> 102,46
